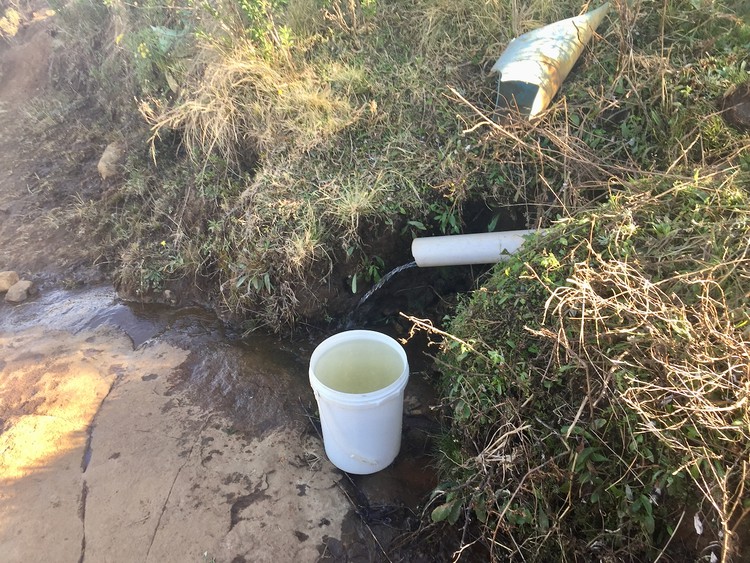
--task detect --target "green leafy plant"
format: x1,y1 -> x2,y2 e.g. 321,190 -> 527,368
430,173 -> 750,561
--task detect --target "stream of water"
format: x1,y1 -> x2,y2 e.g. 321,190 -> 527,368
357,260 -> 418,309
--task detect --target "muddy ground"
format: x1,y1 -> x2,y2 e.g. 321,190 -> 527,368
0,7 -> 460,562
0,6 -> 107,281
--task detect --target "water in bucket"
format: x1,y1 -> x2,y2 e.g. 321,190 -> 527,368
314,339 -> 404,393
309,330 -> 409,474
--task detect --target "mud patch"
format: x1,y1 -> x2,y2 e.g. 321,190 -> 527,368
229,476 -> 272,530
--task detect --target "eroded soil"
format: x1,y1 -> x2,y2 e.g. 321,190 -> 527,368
0,15 -> 104,281
0,6 -> 108,283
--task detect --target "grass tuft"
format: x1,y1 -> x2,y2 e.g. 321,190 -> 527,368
142,35 -> 359,169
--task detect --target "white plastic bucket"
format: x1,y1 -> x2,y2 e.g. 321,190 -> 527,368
309,330 -> 409,474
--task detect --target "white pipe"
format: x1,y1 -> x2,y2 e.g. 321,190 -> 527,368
492,2 -> 610,118
411,230 -> 540,267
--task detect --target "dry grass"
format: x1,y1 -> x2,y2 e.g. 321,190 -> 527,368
99,0 -> 596,328
542,222 -> 750,560
319,173 -> 390,250
57,0 -> 750,337
0,6 -> 20,38
417,0 -> 568,61
142,36 -> 359,169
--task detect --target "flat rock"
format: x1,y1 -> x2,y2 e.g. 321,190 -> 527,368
0,270 -> 19,292
5,279 -> 33,302
0,322 -> 348,563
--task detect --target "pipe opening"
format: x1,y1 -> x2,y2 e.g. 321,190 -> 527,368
495,80 -> 540,117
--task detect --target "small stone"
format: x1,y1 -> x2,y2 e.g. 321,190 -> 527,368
97,141 -> 125,180
5,279 -> 34,303
404,395 -> 425,416
0,270 -> 20,292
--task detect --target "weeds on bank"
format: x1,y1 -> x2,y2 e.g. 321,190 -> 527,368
46,0 -> 750,329
420,0 -> 750,559
431,172 -> 750,562
60,0 -> 601,328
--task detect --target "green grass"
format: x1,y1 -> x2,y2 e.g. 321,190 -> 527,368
434,171 -> 750,561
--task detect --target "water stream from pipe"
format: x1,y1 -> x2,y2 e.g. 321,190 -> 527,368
356,261 -> 417,309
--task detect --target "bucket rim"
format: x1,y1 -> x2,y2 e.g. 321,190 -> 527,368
309,329 -> 409,403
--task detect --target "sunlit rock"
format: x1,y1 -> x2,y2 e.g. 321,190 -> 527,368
97,141 -> 125,180
5,279 -> 34,302
0,270 -> 20,292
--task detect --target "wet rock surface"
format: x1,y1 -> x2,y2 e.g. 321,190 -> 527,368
0,287 -> 445,562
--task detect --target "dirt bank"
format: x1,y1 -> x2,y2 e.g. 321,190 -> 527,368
0,5 -> 108,285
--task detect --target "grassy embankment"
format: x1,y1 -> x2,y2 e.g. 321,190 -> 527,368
49,0 -> 603,330
43,0 -> 750,559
